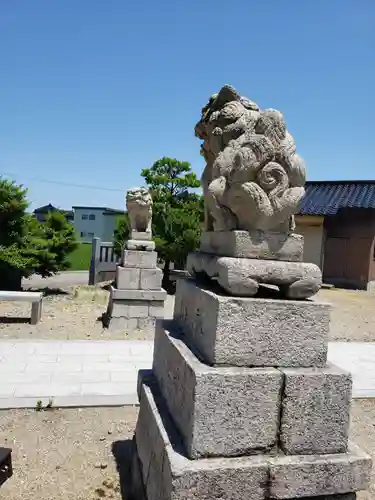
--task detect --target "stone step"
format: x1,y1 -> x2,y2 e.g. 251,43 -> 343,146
153,322 -> 352,459
132,372 -> 371,500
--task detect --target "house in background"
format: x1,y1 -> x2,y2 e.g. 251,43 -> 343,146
295,180 -> 375,290
72,206 -> 124,243
33,203 -> 74,223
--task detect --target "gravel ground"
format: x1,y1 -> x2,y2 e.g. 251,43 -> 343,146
1,400 -> 375,500
0,284 -> 374,342
317,288 -> 375,342
0,286 -> 174,341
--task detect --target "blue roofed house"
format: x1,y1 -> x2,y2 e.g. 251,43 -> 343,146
295,181 -> 375,290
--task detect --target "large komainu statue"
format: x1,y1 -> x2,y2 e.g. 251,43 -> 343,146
126,187 -> 153,235
195,85 -> 306,233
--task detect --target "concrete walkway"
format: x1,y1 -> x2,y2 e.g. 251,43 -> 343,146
0,340 -> 153,408
0,340 -> 374,408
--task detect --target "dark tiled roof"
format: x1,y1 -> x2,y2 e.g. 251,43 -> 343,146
299,181 -> 375,216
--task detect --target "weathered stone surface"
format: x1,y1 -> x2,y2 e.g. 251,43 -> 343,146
195,85 -> 306,233
269,444 -> 371,498
137,317 -> 156,333
174,278 -> 329,367
122,250 -> 157,269
187,252 -> 322,298
106,317 -> 138,332
126,239 -> 156,251
126,187 -> 153,235
148,301 -> 164,318
140,268 -> 162,290
280,364 -> 352,455
153,323 -> 282,458
133,373 -> 370,500
110,286 -> 167,302
131,230 -> 152,241
111,300 -> 149,318
200,230 -> 303,261
116,266 -> 140,290
135,373 -> 269,500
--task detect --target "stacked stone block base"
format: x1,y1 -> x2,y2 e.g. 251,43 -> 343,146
105,246 -> 165,334
129,278 -> 371,499
130,374 -> 369,500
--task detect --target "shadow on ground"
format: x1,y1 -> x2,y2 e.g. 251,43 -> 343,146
112,439 -> 133,500
23,287 -> 69,296
0,317 -> 30,324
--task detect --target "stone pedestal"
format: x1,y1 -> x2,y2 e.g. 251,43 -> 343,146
105,236 -> 166,334
128,231 -> 371,498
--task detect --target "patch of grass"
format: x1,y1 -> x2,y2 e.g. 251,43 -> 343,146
68,243 -> 92,271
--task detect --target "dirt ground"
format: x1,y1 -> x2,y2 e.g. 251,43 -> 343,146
0,400 -> 374,500
317,288 -> 375,342
0,285 -> 374,342
0,286 -> 174,341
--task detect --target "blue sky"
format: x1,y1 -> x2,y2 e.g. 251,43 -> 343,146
1,1 -> 374,211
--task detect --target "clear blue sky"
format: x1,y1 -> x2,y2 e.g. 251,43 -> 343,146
1,0 -> 374,211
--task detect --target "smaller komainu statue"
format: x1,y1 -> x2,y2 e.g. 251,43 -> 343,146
126,187 -> 153,235
195,85 -> 306,233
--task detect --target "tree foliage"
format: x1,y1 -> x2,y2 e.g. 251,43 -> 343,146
0,177 -> 78,290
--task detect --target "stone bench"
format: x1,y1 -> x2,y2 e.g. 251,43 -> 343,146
0,447 -> 12,486
0,291 -> 43,325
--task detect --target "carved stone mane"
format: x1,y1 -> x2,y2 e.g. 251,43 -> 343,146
126,187 -> 153,235
195,85 -> 306,233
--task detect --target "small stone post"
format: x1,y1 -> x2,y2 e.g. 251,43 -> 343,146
129,87 -> 372,499
105,188 -> 166,334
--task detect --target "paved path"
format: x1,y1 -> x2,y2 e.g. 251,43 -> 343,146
0,340 -> 374,408
0,340 -> 153,408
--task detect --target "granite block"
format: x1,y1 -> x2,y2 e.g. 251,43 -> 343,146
140,268 -> 162,290
107,317 -> 138,332
269,444 -> 371,498
200,230 -> 303,261
122,249 -> 157,269
153,323 -> 282,458
138,317 -> 156,333
280,364 -> 352,455
174,278 -> 329,367
134,374 -> 269,500
126,240 -> 156,251
116,266 -> 140,290
130,231 -> 152,241
110,286 -> 167,302
187,252 -> 322,299
110,300 -> 149,318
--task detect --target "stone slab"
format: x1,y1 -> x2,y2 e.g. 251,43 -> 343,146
116,266 -> 140,290
109,286 -> 167,302
269,444 -> 371,498
134,372 -> 371,500
200,230 -> 303,261
280,364 -> 352,455
174,278 -> 329,367
126,240 -> 156,251
153,323 -> 282,458
140,268 -> 162,290
135,373 -> 270,500
110,300 -> 149,318
130,230 -> 152,241
122,249 -> 157,269
187,252 -> 322,299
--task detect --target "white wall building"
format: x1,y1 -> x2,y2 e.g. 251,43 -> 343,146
72,206 -> 123,243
